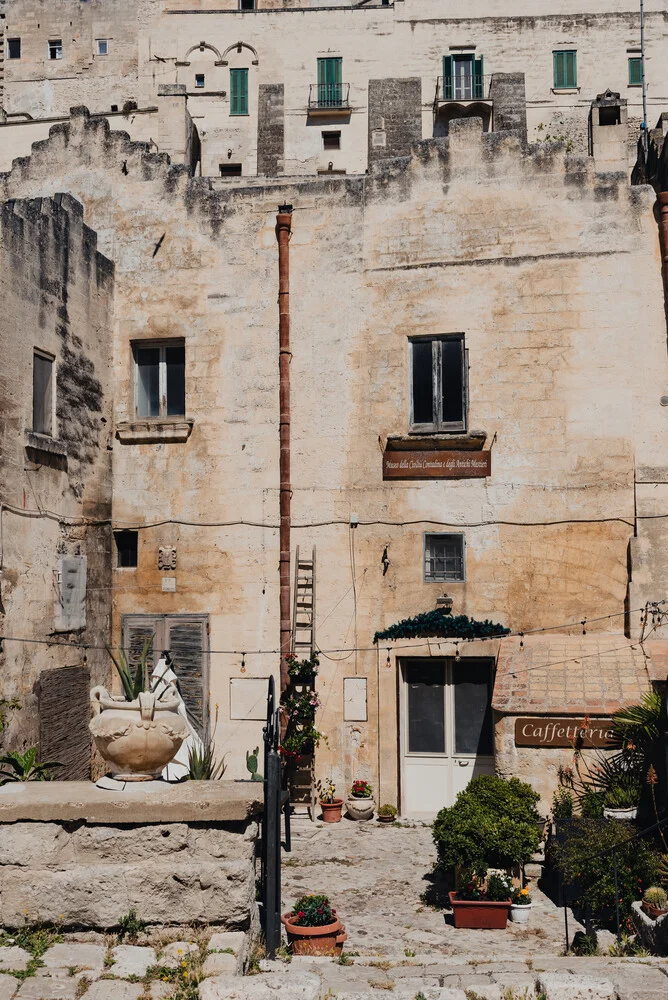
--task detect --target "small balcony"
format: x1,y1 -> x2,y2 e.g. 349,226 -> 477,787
308,82 -> 351,115
434,74 -> 492,106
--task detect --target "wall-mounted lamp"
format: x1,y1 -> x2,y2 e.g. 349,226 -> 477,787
436,593 -> 453,612
227,148 -> 233,159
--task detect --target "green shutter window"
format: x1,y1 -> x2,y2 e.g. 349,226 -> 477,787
317,57 -> 342,107
628,57 -> 642,86
553,50 -> 577,89
473,55 -> 484,99
442,55 -> 453,100
230,68 -> 249,115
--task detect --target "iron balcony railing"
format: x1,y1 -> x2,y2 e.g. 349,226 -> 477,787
308,82 -> 351,110
434,74 -> 492,104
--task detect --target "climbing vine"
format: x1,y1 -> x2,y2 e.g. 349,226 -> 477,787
373,609 -> 509,644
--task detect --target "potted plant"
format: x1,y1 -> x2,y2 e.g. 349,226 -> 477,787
89,639 -> 189,781
449,872 -> 513,929
281,894 -> 347,956
346,779 -> 375,821
509,885 -> 532,924
603,774 -> 642,820
641,887 -> 668,921
317,776 -> 343,823
377,803 -> 397,824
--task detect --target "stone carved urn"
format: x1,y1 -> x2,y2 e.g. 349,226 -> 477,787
90,686 -> 189,781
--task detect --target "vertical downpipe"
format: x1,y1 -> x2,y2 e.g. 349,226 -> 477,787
657,193 -> 668,335
276,205 -> 293,693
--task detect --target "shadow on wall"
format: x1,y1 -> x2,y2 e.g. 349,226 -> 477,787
434,103 -> 492,137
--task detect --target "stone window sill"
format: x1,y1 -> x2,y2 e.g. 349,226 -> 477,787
385,431 -> 487,452
115,419 -> 194,445
24,431 -> 68,457
551,87 -> 580,95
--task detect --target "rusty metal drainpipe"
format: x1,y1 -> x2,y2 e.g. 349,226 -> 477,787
276,204 -> 293,693
657,193 -> 668,333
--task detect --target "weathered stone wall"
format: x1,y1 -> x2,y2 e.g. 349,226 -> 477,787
0,193 -> 114,753
257,83 -> 284,177
367,78 -> 422,166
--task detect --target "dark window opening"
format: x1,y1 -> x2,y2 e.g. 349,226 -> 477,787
219,163 -> 242,176
410,334 -> 466,432
406,660 -> 445,754
115,530 -> 138,568
134,341 -> 185,419
32,351 -> 54,435
111,104 -> 119,112
48,39 -> 63,60
323,130 -> 341,150
424,533 -> 465,583
453,660 -> 494,755
599,105 -> 621,126
8,38 -> 21,59
195,73 -> 205,89
240,0 -> 256,8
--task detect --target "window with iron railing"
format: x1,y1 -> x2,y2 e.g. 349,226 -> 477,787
315,57 -> 345,107
424,534 -> 465,583
441,54 -> 484,101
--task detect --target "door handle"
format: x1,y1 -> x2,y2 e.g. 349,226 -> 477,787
457,760 -> 470,766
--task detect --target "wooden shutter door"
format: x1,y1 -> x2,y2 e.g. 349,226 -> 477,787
167,616 -> 208,734
121,616 -> 159,674
442,55 -> 453,100
473,56 -> 484,99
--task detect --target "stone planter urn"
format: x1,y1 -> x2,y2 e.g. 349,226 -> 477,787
603,806 -> 638,821
90,686 -> 189,781
346,795 -> 375,821
509,902 -> 532,924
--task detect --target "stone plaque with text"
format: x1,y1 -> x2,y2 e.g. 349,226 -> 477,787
383,450 -> 491,480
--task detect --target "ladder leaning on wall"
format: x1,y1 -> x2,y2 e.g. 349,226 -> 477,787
288,546 -> 317,818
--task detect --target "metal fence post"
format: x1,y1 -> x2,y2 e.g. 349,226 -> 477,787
613,849 -> 621,943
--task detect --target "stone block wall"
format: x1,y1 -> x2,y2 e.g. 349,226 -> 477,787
368,78 -> 422,166
257,83 -> 284,176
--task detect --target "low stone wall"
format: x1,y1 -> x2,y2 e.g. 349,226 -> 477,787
0,782 -> 262,929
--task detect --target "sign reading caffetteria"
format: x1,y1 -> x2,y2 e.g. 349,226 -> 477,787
515,717 -> 616,749
382,450 -> 491,480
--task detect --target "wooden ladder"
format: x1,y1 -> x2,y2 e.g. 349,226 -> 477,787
288,546 -> 317,818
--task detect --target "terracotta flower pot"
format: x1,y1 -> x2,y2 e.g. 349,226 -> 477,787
89,687 -> 188,781
320,798 -> 343,823
377,814 -> 395,824
346,796 -> 375,821
642,901 -> 668,921
281,913 -> 347,956
449,891 -> 511,930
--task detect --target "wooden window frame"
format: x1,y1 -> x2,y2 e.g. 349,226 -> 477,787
423,532 -> 466,584
408,334 -> 468,434
133,339 -> 185,420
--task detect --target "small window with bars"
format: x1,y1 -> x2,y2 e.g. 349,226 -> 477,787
424,534 -> 465,583
553,50 -> 577,89
134,341 -> 186,419
409,334 -> 467,433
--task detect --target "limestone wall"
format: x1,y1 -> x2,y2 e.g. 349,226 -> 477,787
0,194 -> 114,755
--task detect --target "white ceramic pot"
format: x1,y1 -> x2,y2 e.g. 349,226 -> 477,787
346,796 -> 375,821
90,686 -> 189,781
603,806 -> 638,821
509,903 -> 532,924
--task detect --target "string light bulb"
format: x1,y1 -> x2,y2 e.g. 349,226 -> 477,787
582,619 -> 587,635
386,648 -> 391,668
240,652 -> 246,673
519,633 -> 524,649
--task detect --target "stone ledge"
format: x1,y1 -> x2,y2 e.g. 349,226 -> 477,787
115,420 -> 194,445
0,780 -> 262,824
24,431 -> 68,456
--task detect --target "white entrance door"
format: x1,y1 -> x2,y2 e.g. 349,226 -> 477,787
400,658 -> 495,818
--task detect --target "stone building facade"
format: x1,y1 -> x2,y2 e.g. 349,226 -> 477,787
1,1 -> 668,815
0,192 -> 114,773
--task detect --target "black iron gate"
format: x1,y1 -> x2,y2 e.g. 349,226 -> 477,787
260,676 -> 291,957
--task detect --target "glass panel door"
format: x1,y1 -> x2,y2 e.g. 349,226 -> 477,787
452,659 -> 494,756
453,56 -> 473,100
405,660 -> 446,753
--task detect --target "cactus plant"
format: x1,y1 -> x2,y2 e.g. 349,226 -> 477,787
643,886 -> 667,908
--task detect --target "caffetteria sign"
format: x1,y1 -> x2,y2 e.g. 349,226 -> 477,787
514,717 -> 615,748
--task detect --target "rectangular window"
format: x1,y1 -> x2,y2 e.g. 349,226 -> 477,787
406,660 -> 445,754
48,39 -> 63,60
195,73 -> 205,88
32,351 -> 54,435
230,68 -> 249,115
442,54 -> 484,101
453,660 -> 494,755
553,50 -> 577,89
7,38 -> 21,59
409,334 -> 466,432
317,57 -> 343,107
96,39 -> 109,56
134,342 -> 185,419
323,130 -> 341,150
240,0 -> 256,8
219,163 -> 242,176
628,57 -> 642,86
114,530 -> 138,568
424,533 -> 465,583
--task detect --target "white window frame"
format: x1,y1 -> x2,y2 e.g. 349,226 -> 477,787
423,532 -> 465,583
32,348 -> 55,437
96,39 -> 109,56
133,340 -> 185,419
409,334 -> 468,434
48,39 -> 63,60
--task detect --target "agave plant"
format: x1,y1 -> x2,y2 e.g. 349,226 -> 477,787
187,708 -> 226,780
107,636 -> 153,701
0,747 -> 62,785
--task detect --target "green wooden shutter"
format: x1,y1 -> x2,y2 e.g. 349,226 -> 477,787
554,50 -> 577,89
628,57 -> 642,86
230,68 -> 248,115
442,55 -> 453,100
167,617 -> 208,734
317,57 -> 342,106
473,55 -> 484,99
